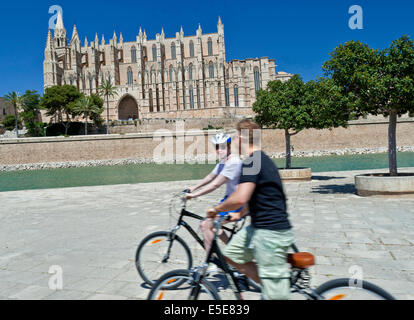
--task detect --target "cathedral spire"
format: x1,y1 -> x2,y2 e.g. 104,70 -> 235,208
45,28 -> 53,50
101,34 -> 105,46
71,25 -> 79,43
94,33 -> 99,48
161,27 -> 165,41
180,26 -> 184,38
112,31 -> 117,45
54,10 -> 66,48
217,16 -> 224,34
119,32 -> 124,44
84,36 -> 88,47
55,10 -> 65,31
197,23 -> 202,37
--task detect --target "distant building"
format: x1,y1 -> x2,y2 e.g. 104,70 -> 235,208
0,98 -> 14,123
43,12 -> 292,121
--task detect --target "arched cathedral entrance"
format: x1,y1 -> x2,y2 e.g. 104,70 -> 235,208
118,95 -> 139,120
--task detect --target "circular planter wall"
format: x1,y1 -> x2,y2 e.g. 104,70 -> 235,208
355,173 -> 414,196
279,168 -> 312,181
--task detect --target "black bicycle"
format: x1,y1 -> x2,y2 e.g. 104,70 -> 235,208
135,190 -> 259,290
147,215 -> 396,300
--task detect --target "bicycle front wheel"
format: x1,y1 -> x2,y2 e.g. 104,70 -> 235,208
148,269 -> 221,300
136,231 -> 192,287
314,278 -> 396,300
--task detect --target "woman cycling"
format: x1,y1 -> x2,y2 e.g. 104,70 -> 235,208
185,133 -> 246,253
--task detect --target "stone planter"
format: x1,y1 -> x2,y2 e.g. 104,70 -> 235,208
279,168 -> 312,181
355,173 -> 414,196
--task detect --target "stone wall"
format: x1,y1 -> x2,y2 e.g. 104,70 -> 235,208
140,106 -> 255,120
0,120 -> 413,166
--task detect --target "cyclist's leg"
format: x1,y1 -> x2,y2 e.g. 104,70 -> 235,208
200,218 -> 229,253
252,229 -> 295,300
222,225 -> 260,284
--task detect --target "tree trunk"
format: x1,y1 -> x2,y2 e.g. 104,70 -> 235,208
106,96 -> 110,135
285,129 -> 292,170
64,112 -> 70,136
85,112 -> 88,136
388,111 -> 398,176
13,103 -> 19,138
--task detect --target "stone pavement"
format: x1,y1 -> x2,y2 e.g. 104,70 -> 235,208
1,167 -> 414,300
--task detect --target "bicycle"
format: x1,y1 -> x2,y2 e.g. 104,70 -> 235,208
135,190 -> 260,291
147,215 -> 396,300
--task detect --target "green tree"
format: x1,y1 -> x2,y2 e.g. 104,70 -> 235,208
323,36 -> 414,176
71,96 -> 102,135
20,90 -> 45,137
253,75 -> 350,169
87,94 -> 105,128
98,81 -> 118,134
2,114 -> 22,131
3,92 -> 24,138
40,85 -> 82,136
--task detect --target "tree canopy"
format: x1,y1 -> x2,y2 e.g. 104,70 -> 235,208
323,35 -> 414,175
253,75 -> 351,169
40,85 -> 83,135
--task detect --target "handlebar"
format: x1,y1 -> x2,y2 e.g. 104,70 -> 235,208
213,214 -> 231,231
180,189 -> 191,203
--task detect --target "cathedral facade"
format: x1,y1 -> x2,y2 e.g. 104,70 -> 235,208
43,12 -> 292,121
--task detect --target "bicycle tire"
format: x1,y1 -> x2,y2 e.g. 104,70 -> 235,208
314,278 -> 396,300
135,231 -> 193,288
148,269 -> 221,300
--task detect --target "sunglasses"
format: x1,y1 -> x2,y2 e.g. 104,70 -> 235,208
215,145 -> 228,151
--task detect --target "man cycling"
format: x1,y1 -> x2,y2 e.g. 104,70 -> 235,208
185,133 -> 246,253
206,119 -> 295,300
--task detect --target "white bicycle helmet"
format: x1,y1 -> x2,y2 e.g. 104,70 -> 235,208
211,132 -> 232,145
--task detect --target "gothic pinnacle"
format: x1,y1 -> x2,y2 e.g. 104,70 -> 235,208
45,28 -> 53,50
55,10 -> 65,30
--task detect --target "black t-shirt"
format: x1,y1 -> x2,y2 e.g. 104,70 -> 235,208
239,150 -> 292,231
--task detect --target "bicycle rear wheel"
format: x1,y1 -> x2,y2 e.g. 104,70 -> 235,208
136,231 -> 192,288
148,269 -> 221,300
314,278 -> 396,300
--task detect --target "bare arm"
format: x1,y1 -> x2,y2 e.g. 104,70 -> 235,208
207,182 -> 256,218
228,203 -> 250,222
189,172 -> 217,193
191,174 -> 228,198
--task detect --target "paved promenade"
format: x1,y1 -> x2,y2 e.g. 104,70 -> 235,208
1,167 -> 414,300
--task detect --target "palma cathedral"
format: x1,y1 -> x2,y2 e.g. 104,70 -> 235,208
43,12 -> 292,121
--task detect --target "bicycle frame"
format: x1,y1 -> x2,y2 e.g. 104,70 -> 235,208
168,207 -> 243,247
186,217 -> 325,301
189,216 -> 244,300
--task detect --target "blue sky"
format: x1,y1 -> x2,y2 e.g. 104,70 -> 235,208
0,0 -> 413,96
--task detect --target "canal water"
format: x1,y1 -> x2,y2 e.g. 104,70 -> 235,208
0,152 -> 413,192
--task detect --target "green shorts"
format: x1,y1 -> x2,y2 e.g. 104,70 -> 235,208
223,224 -> 295,300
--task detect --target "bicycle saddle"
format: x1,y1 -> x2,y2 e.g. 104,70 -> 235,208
288,252 -> 315,269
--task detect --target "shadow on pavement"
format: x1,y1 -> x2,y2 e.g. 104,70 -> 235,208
312,176 -> 346,181
311,184 -> 357,195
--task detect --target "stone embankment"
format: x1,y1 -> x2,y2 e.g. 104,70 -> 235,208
1,146 -> 413,172
268,146 -> 414,159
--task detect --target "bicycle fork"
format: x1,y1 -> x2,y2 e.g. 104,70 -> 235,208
188,263 -> 209,300
161,225 -> 180,263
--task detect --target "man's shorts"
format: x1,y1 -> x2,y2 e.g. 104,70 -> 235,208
223,224 -> 295,300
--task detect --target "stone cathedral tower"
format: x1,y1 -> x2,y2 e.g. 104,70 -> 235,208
43,12 -> 292,121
